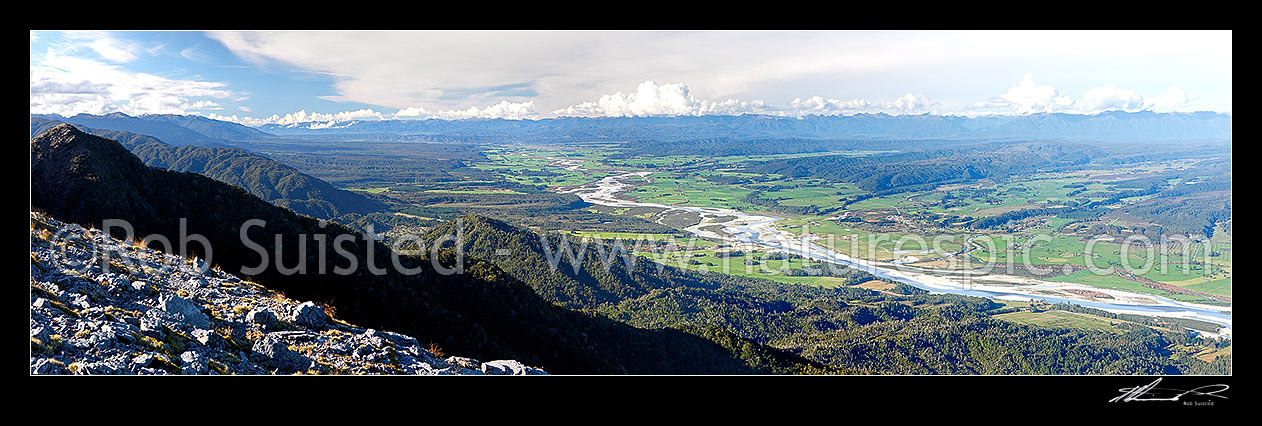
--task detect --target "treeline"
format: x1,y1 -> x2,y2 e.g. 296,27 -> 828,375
614,138 -> 965,158
967,184 -> 1167,230
742,190 -> 833,216
746,141 -> 1101,193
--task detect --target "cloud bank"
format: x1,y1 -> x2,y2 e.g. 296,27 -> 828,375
551,81 -> 768,117
967,73 -> 1199,116
203,30 -> 1230,117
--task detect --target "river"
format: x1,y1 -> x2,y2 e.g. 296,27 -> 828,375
561,169 -> 1232,335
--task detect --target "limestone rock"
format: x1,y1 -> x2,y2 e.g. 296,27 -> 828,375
292,302 -> 327,330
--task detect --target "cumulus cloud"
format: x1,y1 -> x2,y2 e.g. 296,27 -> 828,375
553,81 -> 768,117
30,52 -> 231,116
882,93 -> 941,115
786,93 -> 939,117
966,74 -> 1203,115
788,96 -> 871,116
397,100 -> 537,120
208,101 -> 540,126
206,108 -> 385,127
969,73 -> 1074,115
1078,85 -> 1145,113
1145,86 -> 1196,113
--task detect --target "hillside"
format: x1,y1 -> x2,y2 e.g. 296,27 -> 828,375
31,117 -> 384,219
425,218 -> 1231,374
424,215 -> 876,309
29,124 -> 836,375
30,212 -> 543,375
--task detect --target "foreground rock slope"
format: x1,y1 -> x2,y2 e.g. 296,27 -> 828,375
29,211 -> 545,375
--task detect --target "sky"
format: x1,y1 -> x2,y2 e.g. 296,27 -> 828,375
30,30 -> 1232,126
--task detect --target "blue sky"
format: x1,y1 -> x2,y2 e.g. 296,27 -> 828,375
30,30 -> 1232,126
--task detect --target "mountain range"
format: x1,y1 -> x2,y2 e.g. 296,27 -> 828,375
30,117 -> 383,219
35,111 -> 1231,145
254,111 -> 1231,143
32,112 -> 271,146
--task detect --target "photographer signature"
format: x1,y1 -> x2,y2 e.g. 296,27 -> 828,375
1110,378 -> 1229,403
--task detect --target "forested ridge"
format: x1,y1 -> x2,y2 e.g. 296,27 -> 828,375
31,117 -> 384,219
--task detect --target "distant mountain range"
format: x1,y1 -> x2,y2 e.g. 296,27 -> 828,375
32,112 -> 272,146
255,111 -> 1232,143
30,117 -> 382,219
36,111 -> 1230,145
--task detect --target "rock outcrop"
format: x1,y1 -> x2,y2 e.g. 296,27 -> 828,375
29,211 -> 546,375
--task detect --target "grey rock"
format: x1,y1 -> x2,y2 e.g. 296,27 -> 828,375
252,334 -> 313,373
75,356 -> 131,375
481,360 -> 548,376
103,274 -> 131,292
131,353 -> 176,373
159,295 -> 210,329
139,311 -> 168,338
31,358 -> 65,375
292,302 -> 327,329
31,324 -> 52,342
245,308 -> 277,329
94,323 -> 134,345
358,329 -> 385,347
184,276 -> 209,289
179,351 -> 209,375
191,329 -> 224,347
446,356 -> 481,370
68,293 -> 91,310
131,353 -> 155,367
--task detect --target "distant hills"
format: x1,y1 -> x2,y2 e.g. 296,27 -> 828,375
32,112 -> 272,146
256,111 -> 1231,143
35,110 -> 1231,144
31,117 -> 383,219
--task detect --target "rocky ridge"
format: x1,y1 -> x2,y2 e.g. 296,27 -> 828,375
29,211 -> 545,375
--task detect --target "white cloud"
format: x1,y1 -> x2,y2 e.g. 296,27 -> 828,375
205,31 -> 988,115
30,52 -> 231,116
60,31 -> 163,63
789,96 -> 871,116
553,81 -> 768,117
394,106 -> 430,118
1078,85 -> 1145,113
204,31 -> 1229,117
207,108 -> 385,127
969,73 -> 1074,115
882,93 -> 941,115
1145,85 -> 1196,113
786,93 -> 939,117
965,74 -> 1205,115
212,101 -> 539,127
397,100 -> 538,120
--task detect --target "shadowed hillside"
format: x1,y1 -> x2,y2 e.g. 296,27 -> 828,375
31,117 -> 384,219
29,123 -> 837,375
